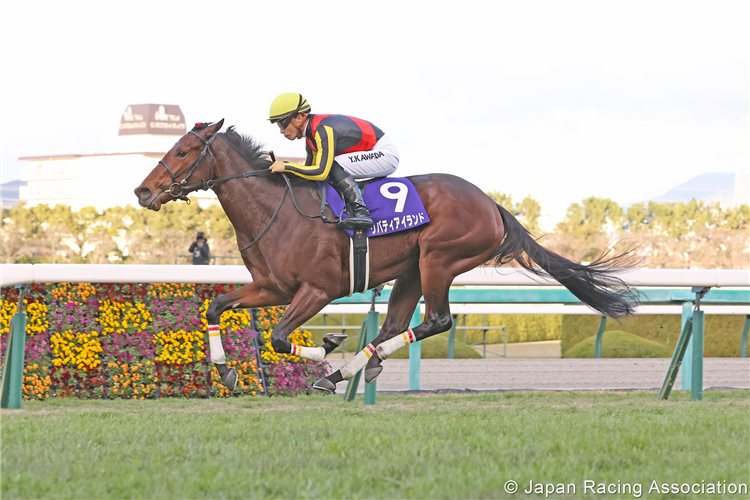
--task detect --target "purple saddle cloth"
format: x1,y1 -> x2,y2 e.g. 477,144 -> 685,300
319,177 -> 430,238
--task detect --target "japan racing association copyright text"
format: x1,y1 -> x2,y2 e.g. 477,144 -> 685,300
502,479 -> 748,497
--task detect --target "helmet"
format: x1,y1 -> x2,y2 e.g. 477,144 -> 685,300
268,93 -> 311,128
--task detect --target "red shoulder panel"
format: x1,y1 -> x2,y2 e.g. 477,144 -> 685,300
340,115 -> 377,154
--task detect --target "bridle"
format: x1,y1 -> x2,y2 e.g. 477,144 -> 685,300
158,130 -> 219,203
156,128 -> 335,251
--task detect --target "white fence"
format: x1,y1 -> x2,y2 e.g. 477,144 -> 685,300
2,264 -> 748,288
2,264 -> 747,316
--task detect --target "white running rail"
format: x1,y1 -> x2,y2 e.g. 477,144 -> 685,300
1,264 -> 748,288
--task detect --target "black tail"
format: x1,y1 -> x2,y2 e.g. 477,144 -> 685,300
490,204 -> 639,318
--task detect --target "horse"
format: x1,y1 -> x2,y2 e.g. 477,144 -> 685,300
134,120 -> 638,393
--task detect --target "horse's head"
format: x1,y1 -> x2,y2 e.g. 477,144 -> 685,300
134,119 -> 224,211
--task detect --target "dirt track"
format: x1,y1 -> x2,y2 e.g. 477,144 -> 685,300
325,358 -> 750,392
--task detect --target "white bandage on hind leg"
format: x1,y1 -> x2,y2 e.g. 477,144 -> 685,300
376,329 -> 416,360
339,344 -> 376,380
208,324 -> 226,364
289,344 -> 326,362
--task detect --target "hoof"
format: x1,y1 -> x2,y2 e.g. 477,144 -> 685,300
364,366 -> 383,384
324,333 -> 347,346
312,378 -> 336,394
322,333 -> 347,354
222,368 -> 238,391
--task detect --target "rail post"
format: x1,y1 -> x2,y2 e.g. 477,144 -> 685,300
1,285 -> 29,409
658,286 -> 709,401
679,301 -> 693,390
691,310 -> 704,401
594,316 -> 607,358
344,285 -> 382,402
364,308 -> 379,405
740,315 -> 749,358
689,287 -> 709,401
409,301 -> 422,390
249,309 -> 270,397
503,326 -> 508,358
657,315 -> 693,400
447,314 -> 457,359
343,321 -> 368,402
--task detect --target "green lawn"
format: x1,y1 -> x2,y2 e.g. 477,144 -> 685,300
2,391 -> 749,499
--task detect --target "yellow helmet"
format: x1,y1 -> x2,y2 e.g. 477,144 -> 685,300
268,93 -> 311,126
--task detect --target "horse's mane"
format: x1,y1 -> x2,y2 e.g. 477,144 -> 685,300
219,126 -> 303,186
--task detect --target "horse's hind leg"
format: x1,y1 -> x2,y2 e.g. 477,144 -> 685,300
372,205 -> 501,363
363,270 -> 423,383
374,266 -> 453,363
313,269 -> 422,392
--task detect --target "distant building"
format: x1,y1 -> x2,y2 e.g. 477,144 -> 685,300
17,104 -> 300,212
18,104 -> 208,210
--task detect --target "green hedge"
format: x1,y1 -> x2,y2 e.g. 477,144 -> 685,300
563,330 -> 674,358
456,314 -> 562,344
561,315 -> 749,357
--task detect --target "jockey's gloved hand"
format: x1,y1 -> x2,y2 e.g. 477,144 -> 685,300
270,160 -> 286,173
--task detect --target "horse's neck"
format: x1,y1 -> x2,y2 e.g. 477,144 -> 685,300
210,142 -> 300,259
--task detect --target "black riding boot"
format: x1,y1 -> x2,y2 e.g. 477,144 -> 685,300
328,163 -> 374,230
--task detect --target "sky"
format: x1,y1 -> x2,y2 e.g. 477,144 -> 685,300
1,0 -> 747,225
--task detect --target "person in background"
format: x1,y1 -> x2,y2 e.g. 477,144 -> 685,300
189,231 -> 210,265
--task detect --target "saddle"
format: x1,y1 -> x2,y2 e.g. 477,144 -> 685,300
316,176 -> 430,295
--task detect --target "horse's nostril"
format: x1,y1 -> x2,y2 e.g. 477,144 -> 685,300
135,186 -> 152,199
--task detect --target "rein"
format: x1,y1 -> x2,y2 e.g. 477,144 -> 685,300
159,132 -> 333,251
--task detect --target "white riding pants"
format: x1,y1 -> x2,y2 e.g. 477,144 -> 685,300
334,134 -> 400,180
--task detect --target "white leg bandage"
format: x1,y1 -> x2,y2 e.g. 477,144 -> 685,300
290,344 -> 326,362
339,344 -> 376,380
208,324 -> 226,364
376,329 -> 416,360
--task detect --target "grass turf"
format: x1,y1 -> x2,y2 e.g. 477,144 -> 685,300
2,391 -> 748,499
563,331 -> 674,358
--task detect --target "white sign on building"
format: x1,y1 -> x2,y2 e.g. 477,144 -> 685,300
19,104 -> 220,211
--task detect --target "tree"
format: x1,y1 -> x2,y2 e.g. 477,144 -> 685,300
485,191 -> 542,234
1,210 -> 33,263
552,197 -> 626,263
202,204 -> 238,264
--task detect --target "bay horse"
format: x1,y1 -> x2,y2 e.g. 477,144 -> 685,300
134,120 -> 637,393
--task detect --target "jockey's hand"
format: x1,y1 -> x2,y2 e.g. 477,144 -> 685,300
270,160 -> 286,173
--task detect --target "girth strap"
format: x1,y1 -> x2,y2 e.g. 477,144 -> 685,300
349,230 -> 370,296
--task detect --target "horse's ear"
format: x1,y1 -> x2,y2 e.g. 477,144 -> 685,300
205,119 -> 224,137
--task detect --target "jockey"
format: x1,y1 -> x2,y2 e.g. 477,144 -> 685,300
268,92 -> 399,230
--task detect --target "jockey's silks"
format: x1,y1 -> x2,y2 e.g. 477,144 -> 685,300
284,114 -> 385,181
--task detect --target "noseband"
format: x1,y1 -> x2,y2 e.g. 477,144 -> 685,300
158,130 -> 217,203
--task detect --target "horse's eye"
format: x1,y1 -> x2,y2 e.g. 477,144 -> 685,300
176,151 -> 187,158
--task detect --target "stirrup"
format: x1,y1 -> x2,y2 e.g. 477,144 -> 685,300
339,216 -> 373,230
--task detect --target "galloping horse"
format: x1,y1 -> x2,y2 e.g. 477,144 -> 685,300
135,120 -> 637,393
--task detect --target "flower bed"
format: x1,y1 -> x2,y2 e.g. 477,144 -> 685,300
0,283 -> 328,400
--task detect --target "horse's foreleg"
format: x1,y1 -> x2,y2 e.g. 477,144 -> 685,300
268,283 -> 335,361
206,283 -> 285,390
313,270 -> 422,392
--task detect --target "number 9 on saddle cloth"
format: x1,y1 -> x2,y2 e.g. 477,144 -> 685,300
319,176 -> 430,296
